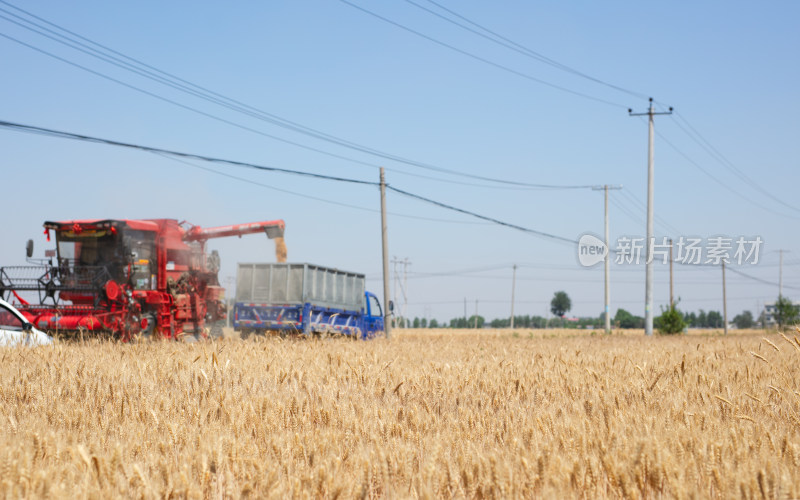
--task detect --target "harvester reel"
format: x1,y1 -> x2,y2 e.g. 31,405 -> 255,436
38,275 -> 59,305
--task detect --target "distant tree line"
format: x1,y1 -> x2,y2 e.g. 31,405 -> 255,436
396,317 -> 441,328
402,291 -> 787,331
421,308 -> 764,330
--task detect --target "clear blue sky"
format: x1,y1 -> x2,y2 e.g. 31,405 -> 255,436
1,1 -> 798,323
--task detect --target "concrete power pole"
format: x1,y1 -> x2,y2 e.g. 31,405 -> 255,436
402,257 -> 410,328
669,238 -> 674,308
722,261 -> 728,335
629,98 -> 673,336
593,184 -> 622,334
391,257 -> 399,329
380,168 -> 391,339
510,264 -> 517,329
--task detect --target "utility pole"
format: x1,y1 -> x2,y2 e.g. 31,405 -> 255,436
391,257 -> 399,329
463,297 -> 467,328
722,261 -> 728,335
779,249 -> 784,297
379,168 -> 391,339
390,256 -> 410,328
629,98 -> 673,336
474,299 -> 479,329
510,264 -> 517,329
669,238 -> 674,308
402,257 -> 410,328
593,184 -> 622,334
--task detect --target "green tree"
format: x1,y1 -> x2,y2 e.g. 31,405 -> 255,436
706,311 -> 723,329
774,295 -> 799,329
655,304 -> 685,335
614,309 -> 644,329
550,291 -> 572,319
429,319 -> 439,328
467,315 -> 485,329
412,317 -> 420,328
697,310 -> 707,328
420,318 -> 427,328
732,310 -> 754,329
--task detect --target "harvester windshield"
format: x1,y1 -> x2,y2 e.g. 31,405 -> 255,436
58,230 -> 116,268
56,227 -> 156,290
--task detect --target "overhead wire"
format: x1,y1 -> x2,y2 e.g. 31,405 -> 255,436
723,265 -> 800,292
0,0 -> 598,190
399,295 -> 773,306
409,0 -> 649,100
640,116 -> 800,220
0,119 -> 578,244
0,119 -> 375,185
676,260 -> 800,291
338,0 -> 629,109
608,195 -> 646,227
671,111 -> 800,214
0,29 -> 399,175
153,152 -> 490,225
617,189 -> 683,235
386,185 -> 578,244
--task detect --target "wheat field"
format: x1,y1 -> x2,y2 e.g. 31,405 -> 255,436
0,328 -> 798,498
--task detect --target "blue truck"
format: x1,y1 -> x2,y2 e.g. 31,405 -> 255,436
232,262 -> 385,339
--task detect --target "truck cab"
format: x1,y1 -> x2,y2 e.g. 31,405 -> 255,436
364,291 -> 384,338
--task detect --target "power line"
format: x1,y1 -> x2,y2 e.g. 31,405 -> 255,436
383,270 -> 783,285
676,260 -> 800,292
671,111 -> 800,214
0,118 -> 578,245
617,189 -> 682,235
0,119 -> 375,185
408,0 -> 649,100
401,295 -> 775,307
155,152 -> 491,225
386,185 -> 578,244
0,1 -> 597,190
401,264 -> 514,278
723,265 -> 800,292
650,121 -> 800,220
608,195 -> 646,227
0,29 -> 393,174
338,0 -> 628,109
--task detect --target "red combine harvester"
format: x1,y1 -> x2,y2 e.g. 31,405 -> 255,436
0,219 -> 285,340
